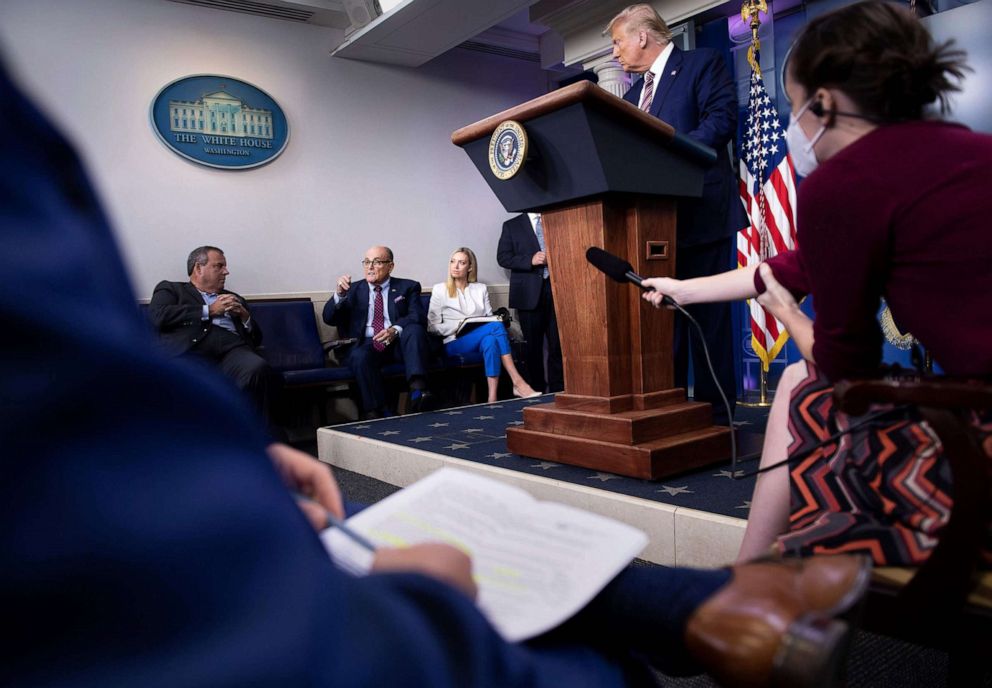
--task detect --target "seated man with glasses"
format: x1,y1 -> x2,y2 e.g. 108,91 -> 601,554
324,246 -> 435,418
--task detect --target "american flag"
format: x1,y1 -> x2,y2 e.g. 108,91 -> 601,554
737,56 -> 799,371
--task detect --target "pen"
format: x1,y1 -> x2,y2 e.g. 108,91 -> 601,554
293,492 -> 378,552
325,513 -> 378,552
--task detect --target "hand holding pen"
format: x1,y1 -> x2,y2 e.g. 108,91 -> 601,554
267,442 -> 344,530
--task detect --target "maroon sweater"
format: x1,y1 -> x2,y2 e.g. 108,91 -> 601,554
756,120 -> 992,381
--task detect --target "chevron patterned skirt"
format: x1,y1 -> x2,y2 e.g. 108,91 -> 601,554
775,362 -> 992,567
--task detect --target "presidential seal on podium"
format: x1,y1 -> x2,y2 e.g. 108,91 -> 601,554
488,120 -> 528,180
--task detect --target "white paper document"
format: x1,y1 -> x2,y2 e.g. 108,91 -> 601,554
321,467 -> 647,642
454,315 -> 502,336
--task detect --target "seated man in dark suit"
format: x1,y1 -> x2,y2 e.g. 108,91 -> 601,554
323,246 -> 434,418
149,246 -> 273,417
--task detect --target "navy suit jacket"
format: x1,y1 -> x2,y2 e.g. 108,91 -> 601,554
321,277 -> 426,340
1,60 -> 642,687
624,45 -> 740,246
148,280 -> 261,355
497,213 -> 544,311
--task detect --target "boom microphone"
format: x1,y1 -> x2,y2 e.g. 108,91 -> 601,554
585,247 -> 675,306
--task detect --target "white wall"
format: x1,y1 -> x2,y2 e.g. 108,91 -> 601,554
0,0 -> 546,297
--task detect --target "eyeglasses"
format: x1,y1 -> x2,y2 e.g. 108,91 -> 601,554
361,259 -> 392,268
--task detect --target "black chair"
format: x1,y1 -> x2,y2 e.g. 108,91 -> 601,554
249,300 -> 354,425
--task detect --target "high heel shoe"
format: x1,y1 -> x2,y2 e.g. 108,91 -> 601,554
512,386 -> 542,399
685,554 -> 871,688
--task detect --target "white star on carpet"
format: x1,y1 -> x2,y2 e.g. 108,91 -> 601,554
474,415 -> 495,420
735,501 -> 752,510
487,452 -> 512,459
353,424 -> 371,430
444,443 -> 470,450
508,420 -> 524,426
464,428 -> 484,433
486,404 -> 504,409
378,430 -> 400,436
429,422 -> 449,428
444,410 -> 463,416
530,461 -> 560,470
657,485 -> 693,496
713,469 -> 745,479
588,472 -> 620,482
408,437 -> 433,443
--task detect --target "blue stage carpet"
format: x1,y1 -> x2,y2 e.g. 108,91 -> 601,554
332,396 -> 769,519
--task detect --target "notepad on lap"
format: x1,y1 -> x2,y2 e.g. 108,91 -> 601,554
321,467 -> 647,642
454,315 -> 502,336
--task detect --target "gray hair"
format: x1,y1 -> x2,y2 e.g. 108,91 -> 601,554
186,245 -> 223,275
604,4 -> 672,44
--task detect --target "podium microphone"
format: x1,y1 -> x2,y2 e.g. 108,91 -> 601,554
585,247 -> 675,306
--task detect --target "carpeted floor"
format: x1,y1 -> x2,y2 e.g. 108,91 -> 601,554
329,395 -> 767,518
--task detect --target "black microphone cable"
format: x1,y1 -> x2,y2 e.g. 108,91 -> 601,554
733,404 -> 911,479
667,299 -> 738,473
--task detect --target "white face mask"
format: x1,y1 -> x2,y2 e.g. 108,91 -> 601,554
786,98 -> 826,177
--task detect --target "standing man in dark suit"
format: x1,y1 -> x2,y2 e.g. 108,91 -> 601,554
497,212 -> 563,393
149,246 -> 273,417
323,246 -> 434,418
608,4 -> 739,419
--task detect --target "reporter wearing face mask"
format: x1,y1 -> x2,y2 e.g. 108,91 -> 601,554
642,0 -> 992,566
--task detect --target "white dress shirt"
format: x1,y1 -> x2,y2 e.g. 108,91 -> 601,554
640,42 -> 675,110
427,282 -> 492,344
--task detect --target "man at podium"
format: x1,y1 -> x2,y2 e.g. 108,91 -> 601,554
607,4 -> 739,419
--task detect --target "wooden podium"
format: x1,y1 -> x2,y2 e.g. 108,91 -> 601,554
452,81 -> 731,480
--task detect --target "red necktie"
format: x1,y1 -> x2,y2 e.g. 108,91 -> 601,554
372,285 -> 385,352
639,71 -> 655,112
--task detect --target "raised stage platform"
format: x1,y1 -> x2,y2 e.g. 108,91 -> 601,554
318,395 -> 766,568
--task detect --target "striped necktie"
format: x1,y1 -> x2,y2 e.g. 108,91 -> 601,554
371,285 -> 385,352
639,71 -> 655,112
534,215 -> 549,279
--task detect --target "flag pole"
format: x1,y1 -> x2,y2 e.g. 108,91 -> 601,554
739,0 -> 774,409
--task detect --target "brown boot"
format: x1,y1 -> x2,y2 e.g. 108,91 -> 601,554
685,554 -> 871,688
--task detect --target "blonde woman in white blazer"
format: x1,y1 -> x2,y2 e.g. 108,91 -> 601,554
428,247 -> 540,403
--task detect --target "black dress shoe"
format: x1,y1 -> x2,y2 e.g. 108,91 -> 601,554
408,390 -> 436,414
419,391 -> 438,412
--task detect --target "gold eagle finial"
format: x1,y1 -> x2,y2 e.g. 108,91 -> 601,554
741,0 -> 768,73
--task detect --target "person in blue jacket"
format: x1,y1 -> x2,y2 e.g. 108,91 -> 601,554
0,55 -> 867,688
608,3 -> 741,421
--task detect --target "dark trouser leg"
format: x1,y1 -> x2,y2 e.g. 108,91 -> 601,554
535,565 -> 731,676
217,345 -> 274,418
517,278 -> 560,393
543,282 -> 564,393
517,307 -> 546,392
396,322 -> 430,382
193,329 -> 274,421
344,341 -> 386,412
674,238 -> 737,419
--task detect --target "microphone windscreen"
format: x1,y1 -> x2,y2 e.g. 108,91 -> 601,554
585,247 -> 633,283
